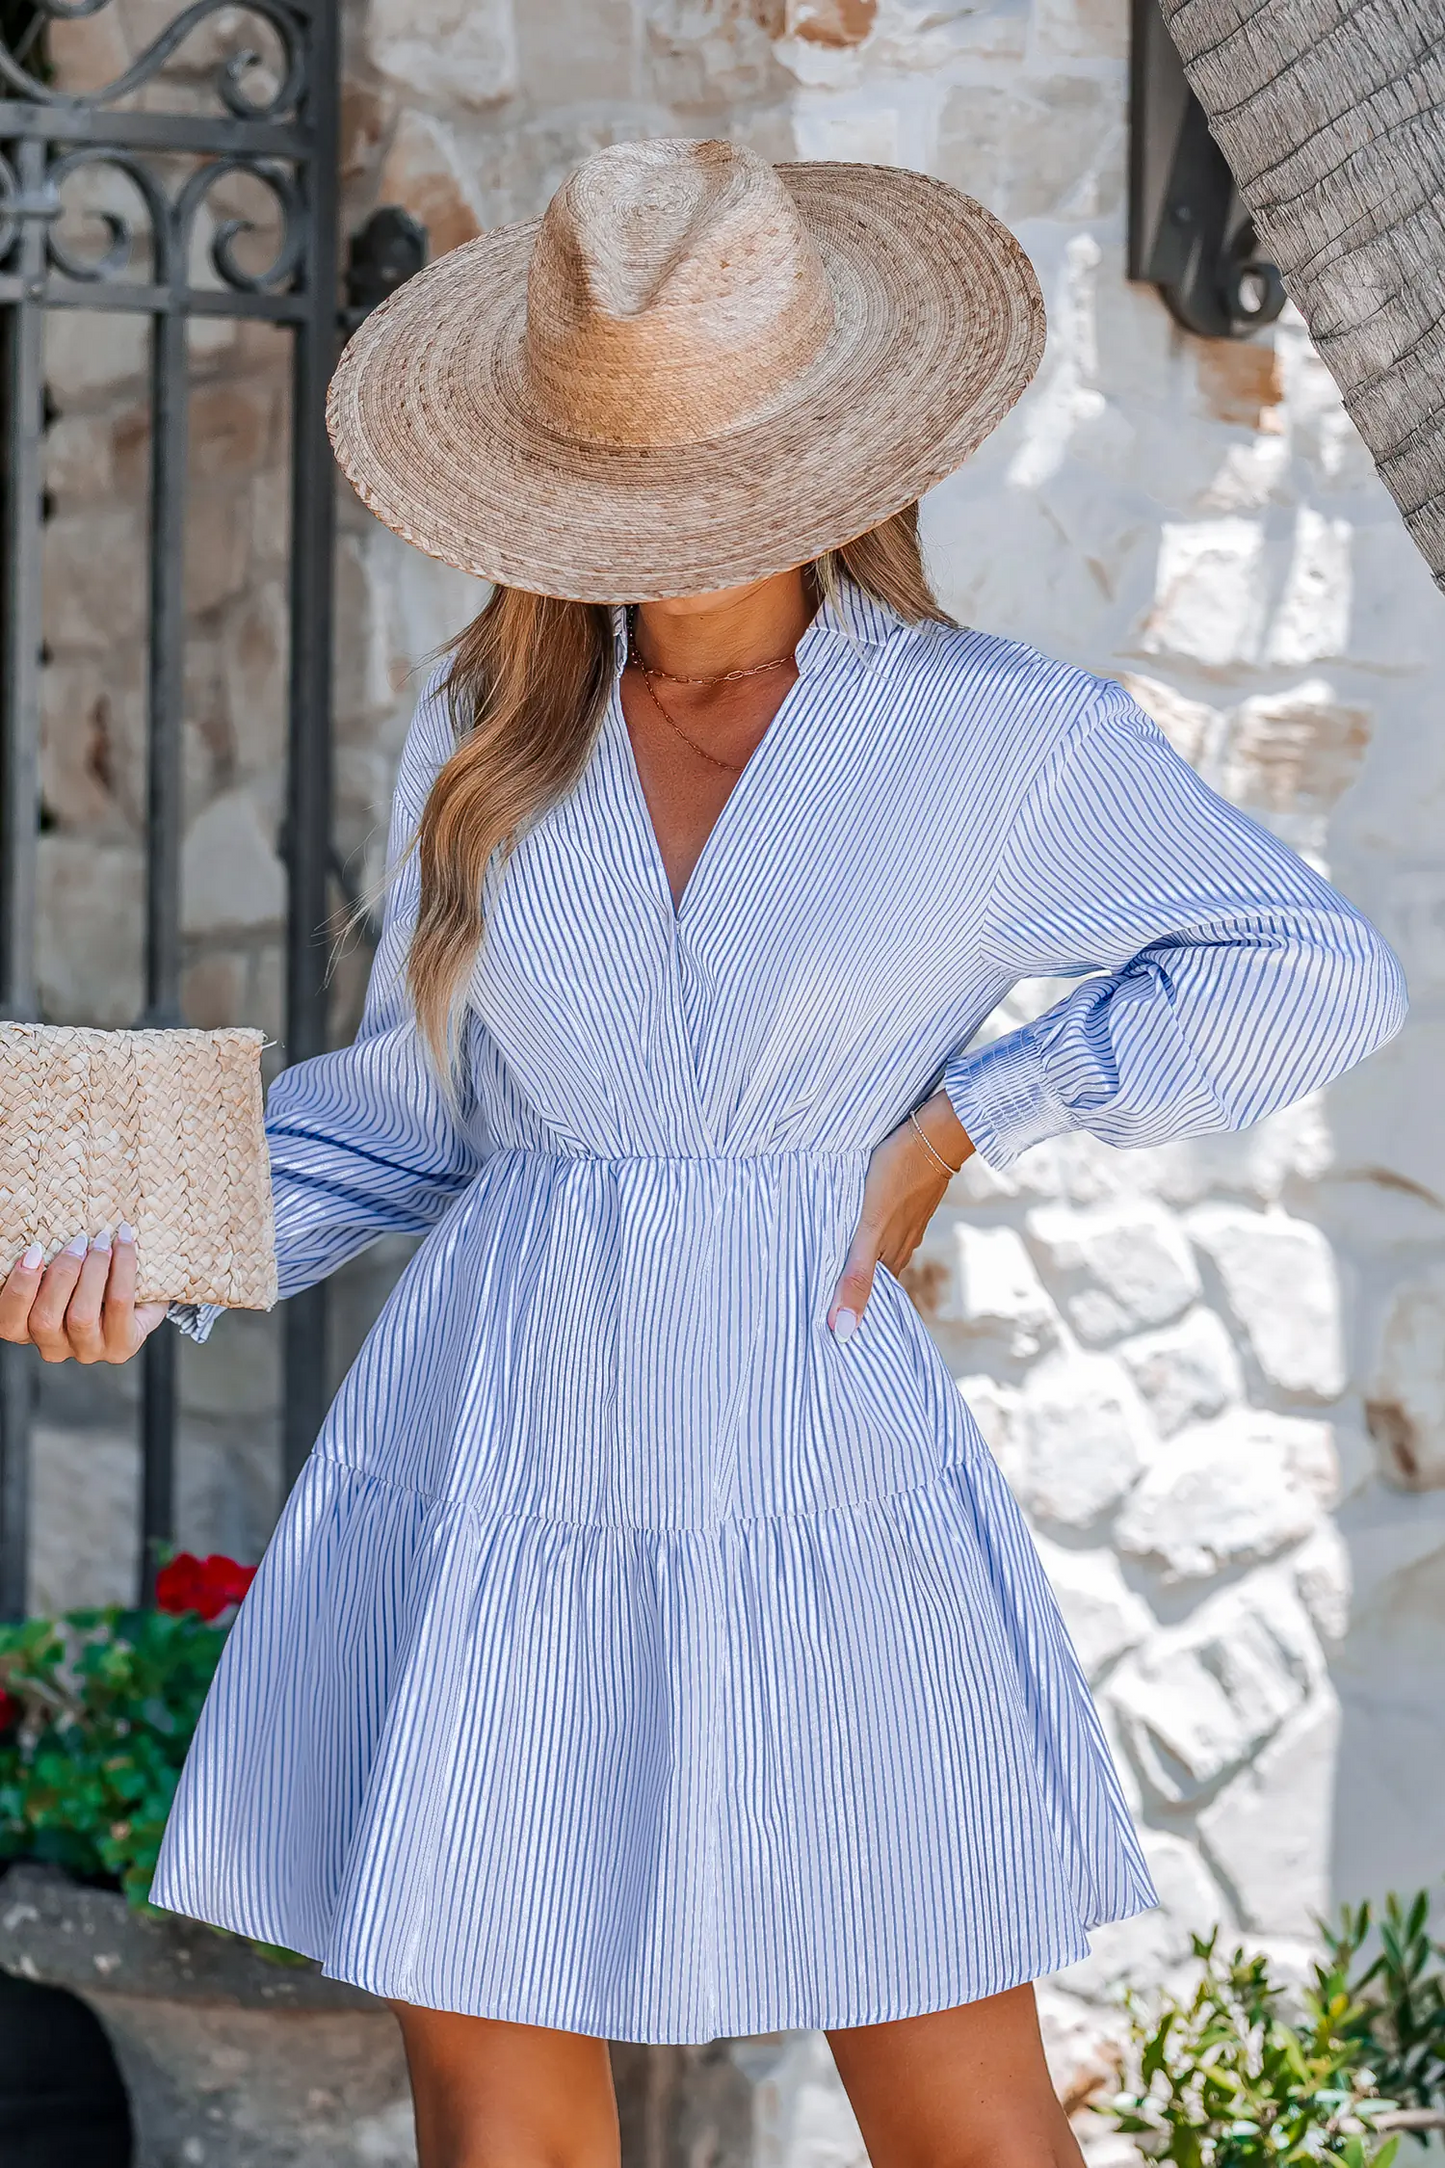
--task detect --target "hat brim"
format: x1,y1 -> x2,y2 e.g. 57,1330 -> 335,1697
326,162 -> 1046,603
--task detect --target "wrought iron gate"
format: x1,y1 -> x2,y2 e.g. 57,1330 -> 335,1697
0,0 -> 343,1616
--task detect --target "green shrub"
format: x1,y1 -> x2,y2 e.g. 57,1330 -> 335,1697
1099,1929 -> 1401,2166
0,1605 -> 226,1908
1325,1894 -> 1445,2129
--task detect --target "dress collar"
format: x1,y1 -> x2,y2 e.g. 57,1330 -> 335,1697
606,571 -> 907,681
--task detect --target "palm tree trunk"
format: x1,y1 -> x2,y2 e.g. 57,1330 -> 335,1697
1160,0 -> 1445,588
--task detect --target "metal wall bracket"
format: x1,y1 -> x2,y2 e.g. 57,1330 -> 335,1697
1128,0 -> 1286,339
342,204 -> 427,335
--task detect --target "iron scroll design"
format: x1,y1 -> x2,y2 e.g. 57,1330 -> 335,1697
0,0 -> 342,1618
0,0 -> 306,118
20,145 -> 308,293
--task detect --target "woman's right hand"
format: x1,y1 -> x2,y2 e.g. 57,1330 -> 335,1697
0,1227 -> 167,1363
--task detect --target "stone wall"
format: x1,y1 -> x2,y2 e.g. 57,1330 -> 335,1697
26,1 -> 1445,2162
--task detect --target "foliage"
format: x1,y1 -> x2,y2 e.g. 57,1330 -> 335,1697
1324,1894 -> 1445,2129
0,1601 -> 228,1906
1099,1930 -> 1401,2167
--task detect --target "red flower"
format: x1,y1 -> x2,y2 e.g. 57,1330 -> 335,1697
203,1555 -> 257,1610
0,1689 -> 19,1733
155,1553 -> 257,1622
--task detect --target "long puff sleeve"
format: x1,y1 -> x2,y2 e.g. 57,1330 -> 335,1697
175,670 -> 487,1341
943,682 -> 1407,1170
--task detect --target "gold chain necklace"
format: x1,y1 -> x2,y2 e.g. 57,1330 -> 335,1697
625,606 -> 795,685
625,618 -> 798,776
629,657 -> 749,775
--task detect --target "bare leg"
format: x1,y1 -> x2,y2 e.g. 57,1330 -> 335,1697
827,1984 -> 1084,2168
388,2002 -> 621,2168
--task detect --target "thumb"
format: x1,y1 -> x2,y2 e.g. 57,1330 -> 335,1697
829,1219 -> 880,1347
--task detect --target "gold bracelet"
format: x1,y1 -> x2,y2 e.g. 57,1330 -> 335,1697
909,1107 -> 962,1178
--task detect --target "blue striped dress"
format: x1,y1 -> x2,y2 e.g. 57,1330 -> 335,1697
152,577 -> 1407,2042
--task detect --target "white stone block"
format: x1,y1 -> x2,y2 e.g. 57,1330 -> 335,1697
1057,1829 -> 1225,1997
183,489 -> 251,618
181,788 -> 285,936
221,579 -> 287,776
953,1222 -> 1059,1357
43,299 -> 147,408
1197,1690 -> 1340,1935
730,2030 -> 867,2168
29,1423 -> 139,1614
1327,1019 -> 1445,1212
376,109 -> 486,259
1032,1536 -> 1153,1682
1036,1986 -> 1129,2114
956,1373 -> 1023,1485
37,837 -> 143,1027
1366,1262 -> 1445,1489
520,0 -> 632,103
42,506 -> 146,654
1119,673 -> 1224,775
41,652 -> 146,834
368,0 -> 518,107
1291,1523 -> 1351,1649
1114,1412 -> 1336,1584
1264,509 -> 1351,667
1145,1098 -> 1333,1212
936,75 -> 1122,223
1005,234 -> 1107,493
1026,1203 -> 1200,1344
1187,1206 -> 1346,1401
1140,518 -> 1268,667
1118,1306 -> 1243,1436
1093,1693 -> 1146,1817
1223,679 -> 1371,817
790,92 -> 904,166
1198,436 -> 1291,513
45,411 -> 117,507
1015,1352 -> 1152,1530
1106,1575 -> 1320,1802
1028,0 -> 1129,61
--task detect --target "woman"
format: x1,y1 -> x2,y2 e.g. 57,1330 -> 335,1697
2,141 -> 1405,2167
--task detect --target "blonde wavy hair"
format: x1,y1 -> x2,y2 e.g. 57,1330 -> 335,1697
408,502 -> 954,1070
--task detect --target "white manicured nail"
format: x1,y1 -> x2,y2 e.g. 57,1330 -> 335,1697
116,1222 -> 136,1245
832,1308 -> 859,1346
19,1244 -> 42,1271
62,1232 -> 88,1259
90,1229 -> 112,1254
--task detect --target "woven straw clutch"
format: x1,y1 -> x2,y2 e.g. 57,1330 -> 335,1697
0,1024 -> 277,1310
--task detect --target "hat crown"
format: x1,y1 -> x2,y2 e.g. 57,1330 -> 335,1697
524,139 -> 836,449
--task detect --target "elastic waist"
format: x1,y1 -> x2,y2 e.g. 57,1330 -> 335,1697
488,1144 -> 870,1167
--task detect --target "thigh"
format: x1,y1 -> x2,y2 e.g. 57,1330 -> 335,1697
389,2001 -> 620,2168
827,1984 -> 1083,2168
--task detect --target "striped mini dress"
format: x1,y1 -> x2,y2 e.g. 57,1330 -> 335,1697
152,578 -> 1406,2042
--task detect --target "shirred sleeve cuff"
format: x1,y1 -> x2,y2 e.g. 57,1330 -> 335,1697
167,1302 -> 222,1344
942,1026 -> 1072,1170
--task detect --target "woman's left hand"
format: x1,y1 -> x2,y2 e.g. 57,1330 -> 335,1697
828,1092 -> 974,1345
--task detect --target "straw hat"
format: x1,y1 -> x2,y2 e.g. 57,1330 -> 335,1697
327,138 -> 1045,602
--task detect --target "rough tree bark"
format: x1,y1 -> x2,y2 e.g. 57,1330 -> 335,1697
1160,0 -> 1445,589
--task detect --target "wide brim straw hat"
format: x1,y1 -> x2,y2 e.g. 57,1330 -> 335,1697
327,139 -> 1045,603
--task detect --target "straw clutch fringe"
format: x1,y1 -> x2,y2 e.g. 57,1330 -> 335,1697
0,1024 -> 276,1309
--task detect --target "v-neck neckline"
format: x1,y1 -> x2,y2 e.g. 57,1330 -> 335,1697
596,576 -> 907,926
608,659 -> 812,927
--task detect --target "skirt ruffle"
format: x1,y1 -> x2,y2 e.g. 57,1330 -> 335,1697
151,1441 -> 1155,2043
